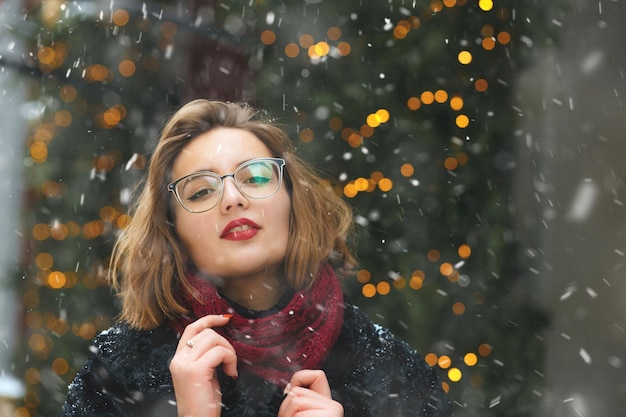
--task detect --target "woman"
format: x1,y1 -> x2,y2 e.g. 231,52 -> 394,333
60,100 -> 453,417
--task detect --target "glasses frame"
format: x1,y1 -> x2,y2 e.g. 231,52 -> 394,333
167,157 -> 286,213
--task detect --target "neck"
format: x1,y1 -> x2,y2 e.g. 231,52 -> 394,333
220,269 -> 289,311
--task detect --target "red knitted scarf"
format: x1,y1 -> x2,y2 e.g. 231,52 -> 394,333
171,264 -> 344,387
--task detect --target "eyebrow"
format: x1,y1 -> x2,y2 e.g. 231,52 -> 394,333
188,157 -> 266,176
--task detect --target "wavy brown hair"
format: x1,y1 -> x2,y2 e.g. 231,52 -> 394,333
108,100 -> 355,329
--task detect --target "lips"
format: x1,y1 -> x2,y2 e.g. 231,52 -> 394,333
221,218 -> 260,241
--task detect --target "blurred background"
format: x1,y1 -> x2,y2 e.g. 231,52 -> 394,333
0,0 -> 624,416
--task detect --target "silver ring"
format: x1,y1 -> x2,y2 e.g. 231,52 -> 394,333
186,339 -> 194,348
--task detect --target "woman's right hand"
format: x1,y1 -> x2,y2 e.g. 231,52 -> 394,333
169,315 -> 238,417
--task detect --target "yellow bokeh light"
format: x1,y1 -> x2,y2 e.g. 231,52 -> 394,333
409,16 -> 421,29
344,183 -> 358,198
24,368 -> 41,385
336,41 -> 351,56
54,110 -> 72,127
30,142 -> 48,163
456,114 -> 470,128
497,31 -> 511,44
37,46 -> 55,65
430,0 -> 444,13
59,85 -> 77,102
407,96 -> 421,110
33,223 -> 50,240
366,113 -> 381,128
354,177 -> 370,192
357,269 -> 371,283
50,222 -> 69,240
376,281 -> 391,295
362,283 -> 376,298
118,59 -> 136,77
88,64 -> 109,82
458,50 -> 473,64
458,244 -> 472,258
112,9 -> 130,26
360,124 -> 374,138
299,128 -> 314,143
481,24 -> 495,37
400,163 -> 414,177
478,0 -> 493,11
28,333 -> 49,353
444,157 -> 458,171
482,37 -> 496,50
315,41 -> 330,57
427,249 -> 441,262
78,322 -> 97,340
347,132 -> 363,147
52,357 -> 70,375
160,21 -> 177,38
478,343 -> 492,356
327,26 -> 342,41
464,352 -> 478,366
409,275 -> 423,290
425,353 -> 438,366
378,178 -> 393,192
284,43 -> 300,58
475,78 -> 489,92
420,91 -> 435,105
35,252 -> 54,270
449,95 -> 464,111
260,29 -> 276,45
329,117 -> 343,131
448,367 -> 462,382
438,355 -> 452,369
443,0 -> 456,7
440,262 -> 453,276
434,90 -> 448,103
48,271 -> 66,289
376,108 -> 390,123
393,25 -> 410,40
22,290 -> 40,309
299,34 -> 314,48
392,276 -> 406,289
370,171 -> 384,183
452,302 -> 466,315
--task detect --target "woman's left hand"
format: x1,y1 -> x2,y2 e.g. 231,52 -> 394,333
278,370 -> 344,417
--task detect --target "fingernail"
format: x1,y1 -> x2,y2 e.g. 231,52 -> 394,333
282,383 -> 291,397
222,314 -> 234,318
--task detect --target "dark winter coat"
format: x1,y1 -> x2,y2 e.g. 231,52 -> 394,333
60,302 -> 453,417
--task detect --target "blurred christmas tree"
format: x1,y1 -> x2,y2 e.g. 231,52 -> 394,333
3,0 -> 553,415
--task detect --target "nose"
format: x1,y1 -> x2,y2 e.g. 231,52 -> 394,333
219,176 -> 248,212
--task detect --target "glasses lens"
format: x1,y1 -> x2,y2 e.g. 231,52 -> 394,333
177,174 -> 222,212
235,160 -> 281,198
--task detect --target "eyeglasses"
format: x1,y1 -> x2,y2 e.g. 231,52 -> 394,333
167,157 -> 286,213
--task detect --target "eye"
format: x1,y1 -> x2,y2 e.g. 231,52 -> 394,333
238,162 -> 274,186
181,176 -> 220,201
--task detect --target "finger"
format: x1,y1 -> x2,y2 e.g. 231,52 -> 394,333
176,314 -> 231,353
180,327 -> 238,378
279,387 -> 343,417
186,327 -> 236,355
287,370 -> 332,398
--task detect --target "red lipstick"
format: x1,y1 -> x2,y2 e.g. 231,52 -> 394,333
221,218 -> 260,241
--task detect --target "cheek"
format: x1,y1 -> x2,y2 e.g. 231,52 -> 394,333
175,213 -> 218,251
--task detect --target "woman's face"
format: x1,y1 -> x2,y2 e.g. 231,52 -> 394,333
171,127 -> 291,282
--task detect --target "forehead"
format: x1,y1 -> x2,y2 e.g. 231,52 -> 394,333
172,127 -> 272,177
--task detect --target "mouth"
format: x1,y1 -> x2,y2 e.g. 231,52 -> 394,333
221,218 -> 260,240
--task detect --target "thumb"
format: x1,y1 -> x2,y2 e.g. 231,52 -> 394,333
286,370 -> 332,398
